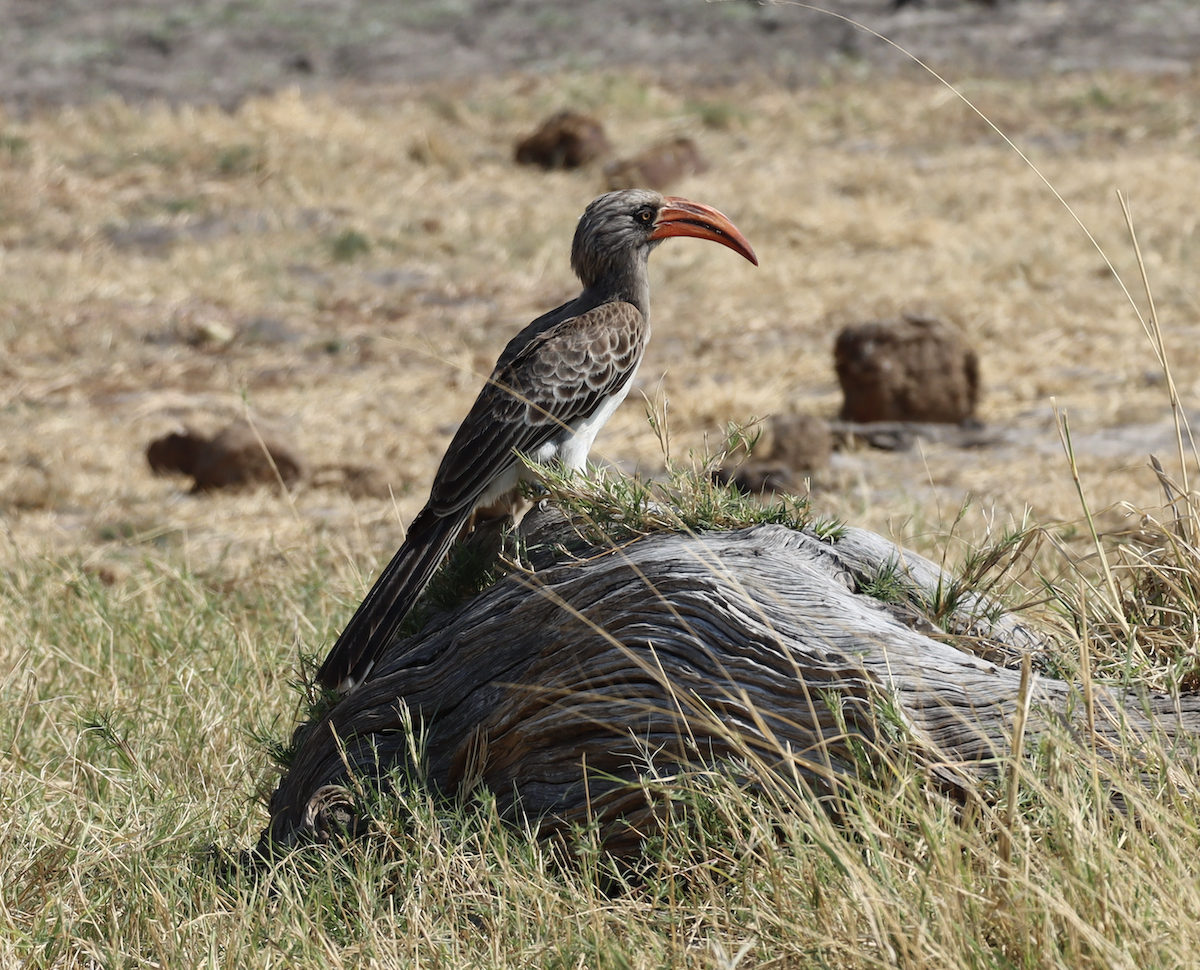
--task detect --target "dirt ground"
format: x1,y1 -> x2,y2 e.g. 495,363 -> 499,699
4,0 -> 1200,112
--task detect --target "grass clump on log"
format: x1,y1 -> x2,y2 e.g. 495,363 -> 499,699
525,413 -> 844,547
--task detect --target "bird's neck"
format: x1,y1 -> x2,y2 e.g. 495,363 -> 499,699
579,253 -> 652,319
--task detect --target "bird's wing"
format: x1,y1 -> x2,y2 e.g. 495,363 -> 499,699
427,299 -> 647,515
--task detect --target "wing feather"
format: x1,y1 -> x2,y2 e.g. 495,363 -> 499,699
427,301 -> 647,514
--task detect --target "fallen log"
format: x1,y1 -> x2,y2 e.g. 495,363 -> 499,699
265,506 -> 1200,851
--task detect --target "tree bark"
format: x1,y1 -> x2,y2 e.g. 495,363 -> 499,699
265,507 -> 1200,850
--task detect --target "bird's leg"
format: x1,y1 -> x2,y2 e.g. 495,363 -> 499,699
466,488 -> 536,534
459,488 -> 536,572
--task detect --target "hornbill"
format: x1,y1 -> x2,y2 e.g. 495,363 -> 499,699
317,188 -> 758,693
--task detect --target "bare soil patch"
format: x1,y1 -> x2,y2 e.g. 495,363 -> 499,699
3,1 -> 1199,112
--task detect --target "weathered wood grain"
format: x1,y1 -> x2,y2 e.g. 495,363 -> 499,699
266,511 -> 1200,850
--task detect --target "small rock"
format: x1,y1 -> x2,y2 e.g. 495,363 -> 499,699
193,422 -> 304,491
715,413 -> 830,495
514,110 -> 611,170
191,319 -> 236,347
604,137 -> 708,192
763,413 -> 832,472
146,430 -> 207,477
146,420 -> 305,492
167,300 -> 238,348
835,315 -> 979,424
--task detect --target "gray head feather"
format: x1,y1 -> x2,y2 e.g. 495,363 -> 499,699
570,188 -> 665,294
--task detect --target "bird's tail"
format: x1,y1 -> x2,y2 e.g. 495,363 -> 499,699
316,508 -> 466,693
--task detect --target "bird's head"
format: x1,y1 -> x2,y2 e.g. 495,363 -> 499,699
570,188 -> 757,292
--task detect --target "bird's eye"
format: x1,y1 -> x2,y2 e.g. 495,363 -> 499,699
637,208 -> 655,224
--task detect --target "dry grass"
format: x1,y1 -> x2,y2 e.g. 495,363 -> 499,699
4,71 -> 1200,581
5,66 -> 1200,966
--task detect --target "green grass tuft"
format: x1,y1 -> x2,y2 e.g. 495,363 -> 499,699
524,414 -> 830,548
857,556 -> 912,604
215,143 -> 261,177
330,228 -> 371,261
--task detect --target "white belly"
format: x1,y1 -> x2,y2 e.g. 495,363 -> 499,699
558,366 -> 638,470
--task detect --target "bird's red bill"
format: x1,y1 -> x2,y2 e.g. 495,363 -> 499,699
648,197 -> 758,266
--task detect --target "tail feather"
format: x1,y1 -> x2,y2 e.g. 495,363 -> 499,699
317,508 -> 466,692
